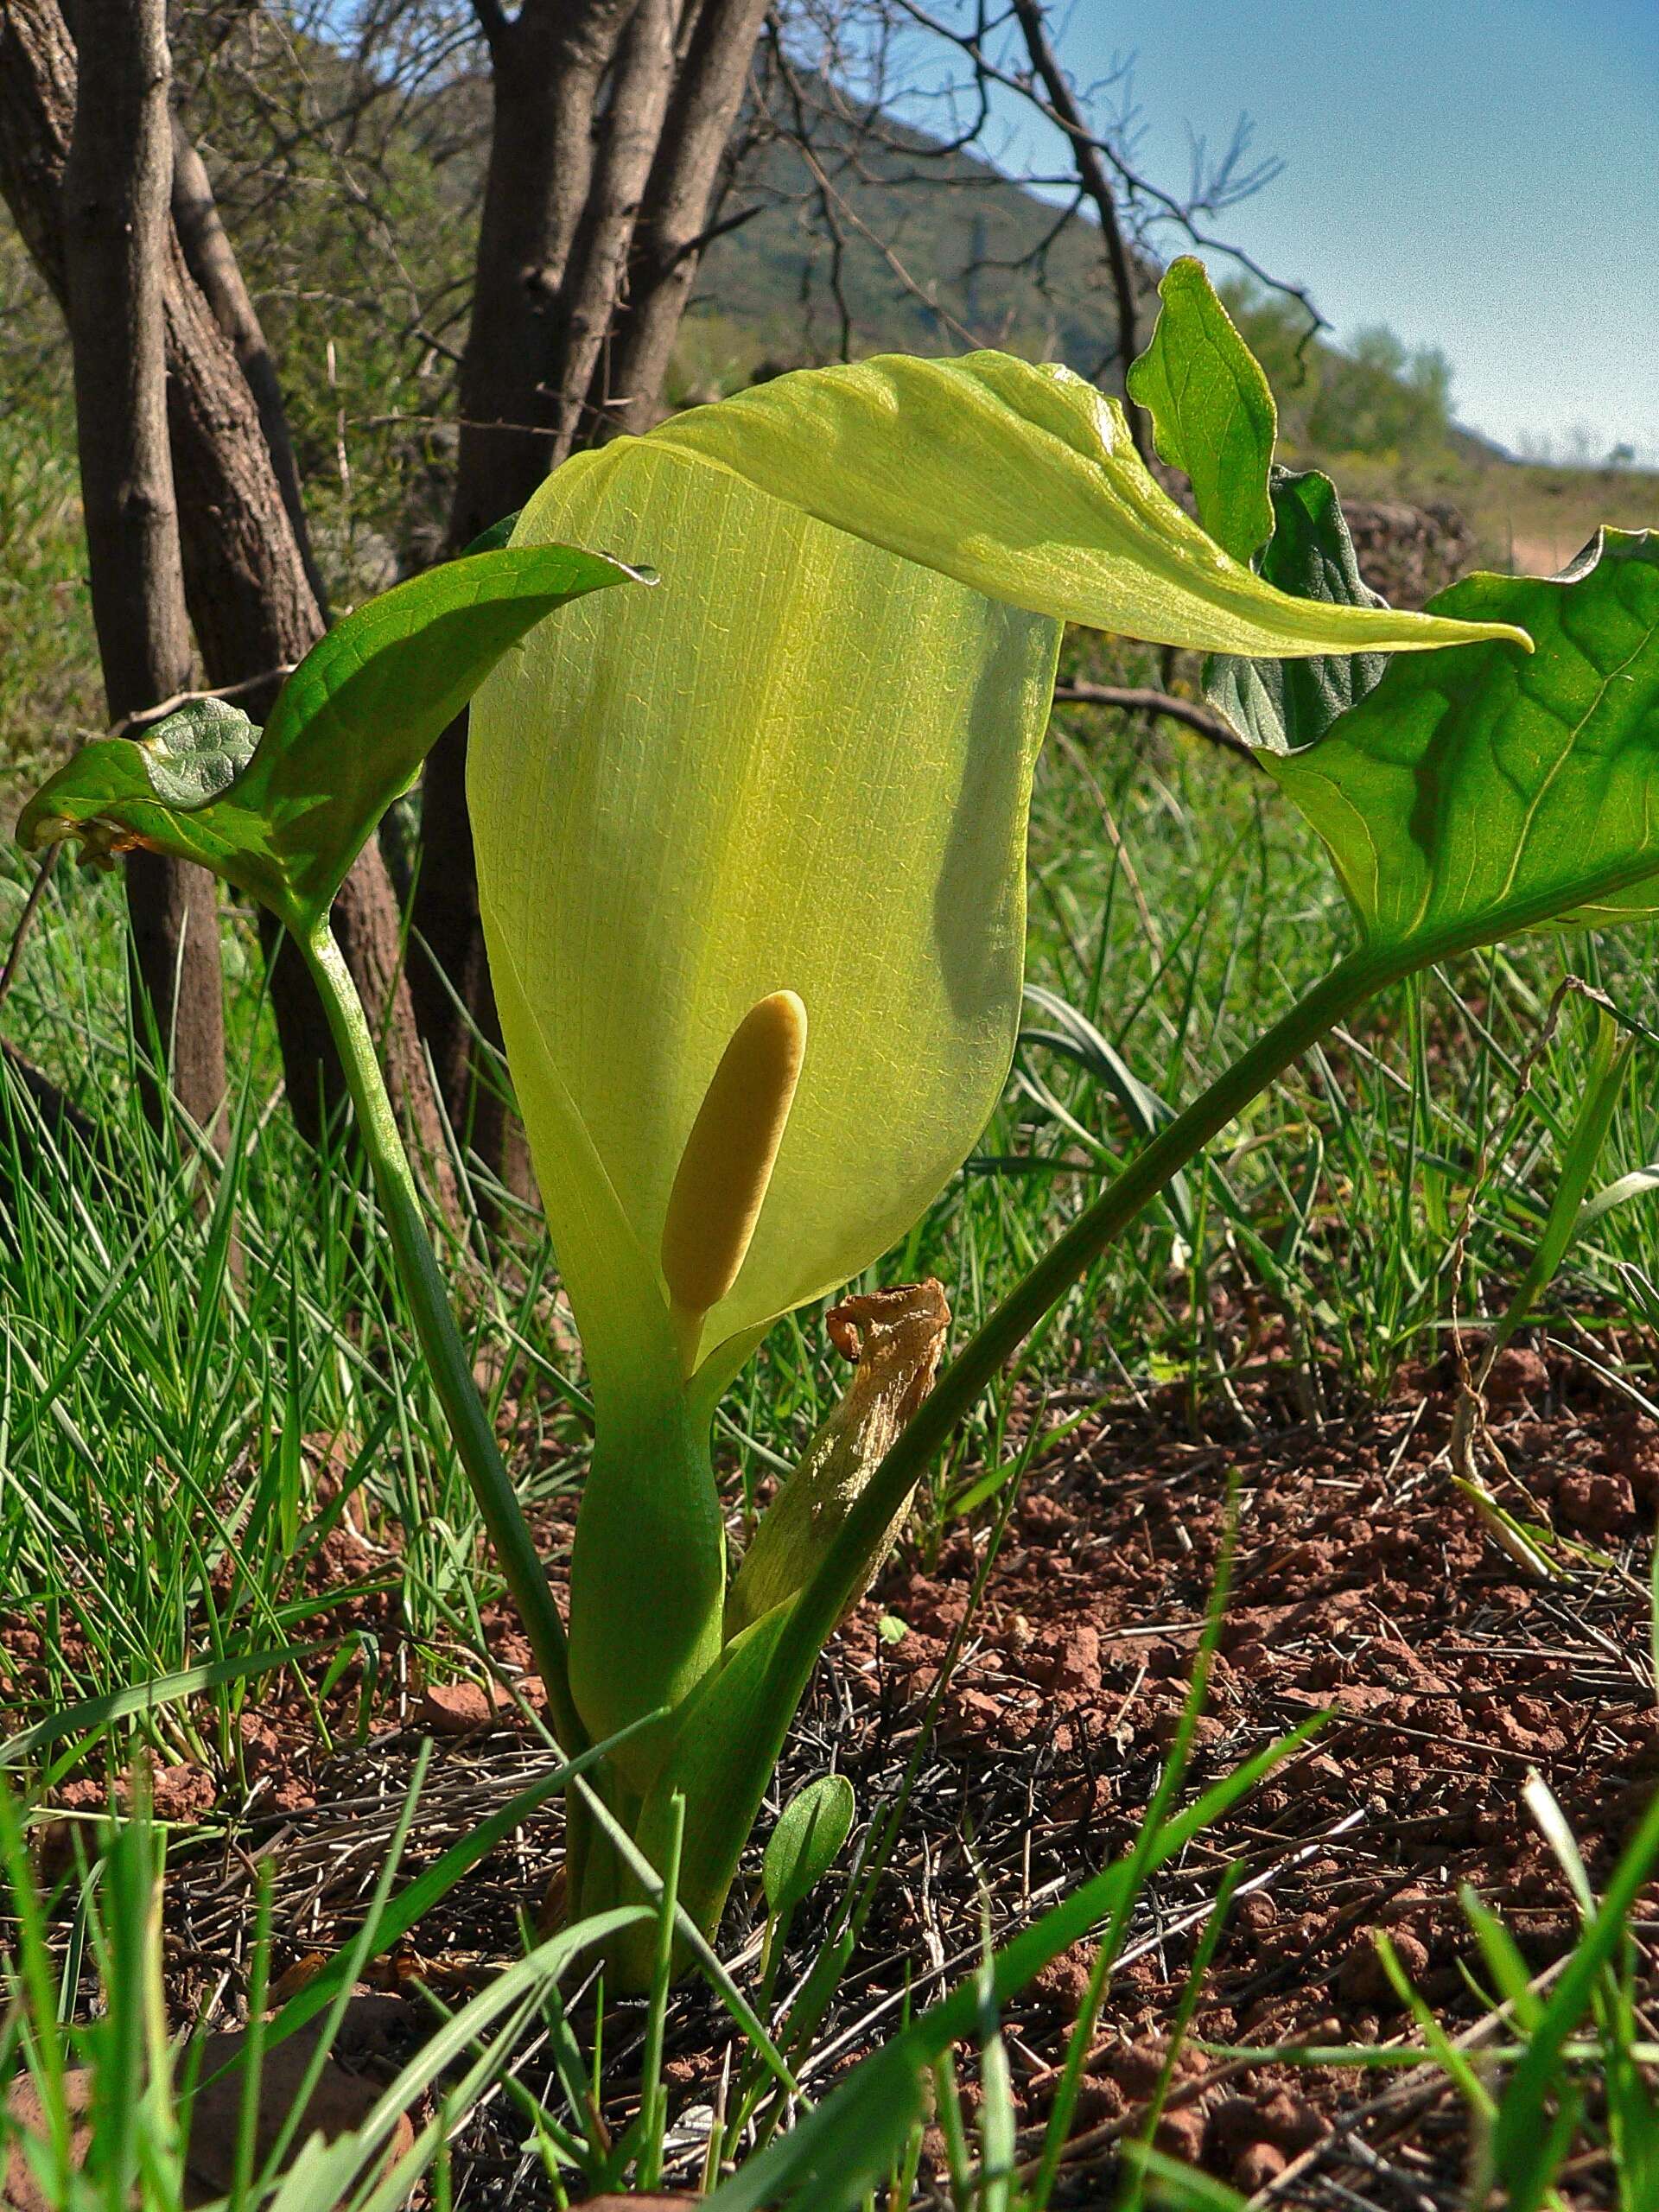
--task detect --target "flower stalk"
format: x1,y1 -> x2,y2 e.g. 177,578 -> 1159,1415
301,923 -> 584,1753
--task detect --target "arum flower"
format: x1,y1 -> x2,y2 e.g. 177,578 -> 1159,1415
467,350 -> 1516,1783
13,325 -> 1534,1978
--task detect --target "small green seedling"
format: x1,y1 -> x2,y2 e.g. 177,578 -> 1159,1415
757,1771 -> 856,2000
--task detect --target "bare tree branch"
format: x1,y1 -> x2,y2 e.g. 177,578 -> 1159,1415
1007,0 -> 1147,446
1052,680 -> 1258,764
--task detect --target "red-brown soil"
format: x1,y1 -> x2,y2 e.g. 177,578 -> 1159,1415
9,1337 -> 1657,2208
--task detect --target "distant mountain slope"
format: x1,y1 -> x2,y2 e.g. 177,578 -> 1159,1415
687,99 -> 1154,381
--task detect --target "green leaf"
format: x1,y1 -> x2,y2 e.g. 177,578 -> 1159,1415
1268,531 -> 1659,965
18,545 -> 641,932
762,1774 -> 856,1923
459,509 -> 524,558
1206,467 -> 1391,752
136,696 -> 260,804
1126,256 -> 1278,567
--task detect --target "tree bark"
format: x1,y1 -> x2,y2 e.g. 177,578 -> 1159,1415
448,0 -> 641,541
168,115 -> 330,618
597,0 -> 770,439
0,0 -> 453,1204
59,0 -> 226,1139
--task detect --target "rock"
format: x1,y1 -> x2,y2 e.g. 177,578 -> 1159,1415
1152,2105 -> 1205,2162
184,2006 -> 414,2205
149,1762 -> 217,1824
5,2005 -> 415,2211
1258,2087 -> 1325,2151
1205,2094 -> 1265,2158
1338,1929 -> 1428,2007
1484,1344 -> 1549,1404
1235,2140 -> 1288,2190
1031,1943 -> 1094,2015
1052,1624 -> 1102,1694
416,1681 -> 510,1735
4,2074 -> 94,2212
1555,1470 -> 1635,1534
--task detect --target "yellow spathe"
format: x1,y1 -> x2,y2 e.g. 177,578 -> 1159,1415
471,439 -> 1057,1404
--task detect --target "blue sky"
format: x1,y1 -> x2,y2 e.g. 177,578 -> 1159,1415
1001,0 -> 1658,461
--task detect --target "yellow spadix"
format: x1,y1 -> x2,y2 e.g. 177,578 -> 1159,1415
661,990 -> 807,1373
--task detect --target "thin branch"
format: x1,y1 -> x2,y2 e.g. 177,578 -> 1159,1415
1052,680 -> 1259,765
108,664 -> 297,739
1007,0 -> 1147,442
892,0 -> 1330,347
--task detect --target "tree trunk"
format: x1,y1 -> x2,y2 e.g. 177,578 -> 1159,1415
59,0 -> 226,1140
411,0 -> 768,1158
596,0 -> 771,440
0,0 -> 454,1208
168,115 -> 330,619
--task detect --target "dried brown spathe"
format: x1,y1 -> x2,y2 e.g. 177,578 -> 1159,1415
724,1279 -> 950,1640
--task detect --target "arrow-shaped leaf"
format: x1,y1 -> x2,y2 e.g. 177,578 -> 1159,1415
19,543 -> 644,933
1206,466 -> 1391,753
1126,255 -> 1278,568
1267,530 -> 1659,963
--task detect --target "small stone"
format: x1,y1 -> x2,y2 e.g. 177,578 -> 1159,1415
1258,2087 -> 1325,2151
1235,2141 -> 1288,2190
1054,1624 -> 1102,1694
149,1761 -> 217,1823
1152,2105 -> 1205,2163
4,2074 -> 94,2212
1031,1943 -> 1093,2014
1555,1470 -> 1635,1534
1338,1929 -> 1427,2008
417,1681 -> 510,1735
1205,2094 -> 1264,2158
1486,1345 -> 1548,1404
185,2017 -> 413,2204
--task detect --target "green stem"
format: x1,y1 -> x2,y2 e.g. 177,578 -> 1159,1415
776,949 -> 1389,1702
302,923 -> 582,1751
